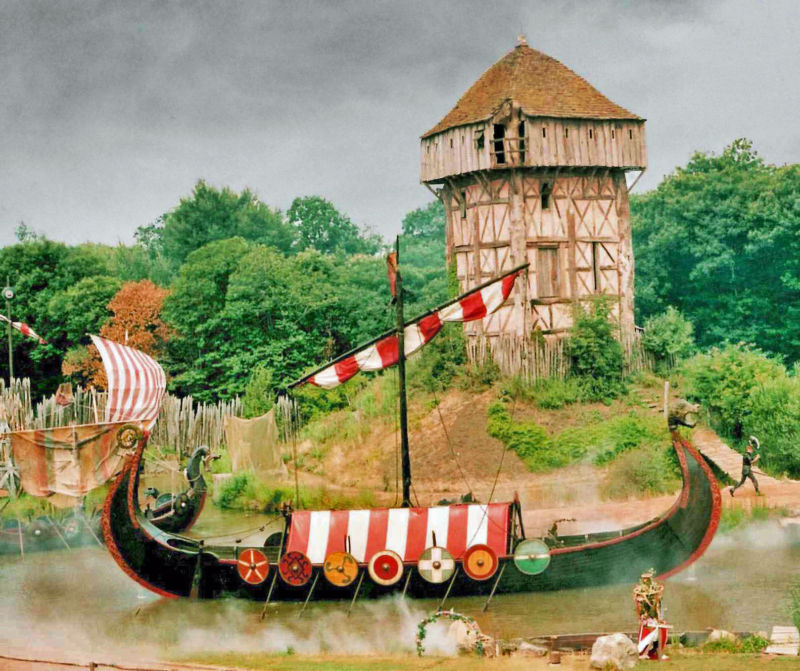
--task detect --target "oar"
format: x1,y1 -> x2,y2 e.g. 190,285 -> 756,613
260,571 -> 279,620
298,573 -> 319,618
482,563 -> 507,612
346,571 -> 365,617
45,515 -> 71,551
401,570 -> 412,599
438,566 -> 459,610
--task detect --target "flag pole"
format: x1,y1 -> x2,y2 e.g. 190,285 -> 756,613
395,237 -> 412,507
4,277 -> 13,383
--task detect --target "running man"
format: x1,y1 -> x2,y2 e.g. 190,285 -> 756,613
730,436 -> 761,497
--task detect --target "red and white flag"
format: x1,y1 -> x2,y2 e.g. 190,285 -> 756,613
90,335 -> 166,430
304,268 -> 522,389
0,314 -> 46,344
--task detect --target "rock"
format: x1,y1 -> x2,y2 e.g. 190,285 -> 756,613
707,629 -> 739,643
447,619 -> 479,650
590,633 -> 637,670
514,641 -> 548,657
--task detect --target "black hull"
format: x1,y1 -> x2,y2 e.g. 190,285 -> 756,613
103,432 -> 720,601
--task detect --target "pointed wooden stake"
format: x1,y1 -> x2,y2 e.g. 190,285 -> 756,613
438,566 -> 459,610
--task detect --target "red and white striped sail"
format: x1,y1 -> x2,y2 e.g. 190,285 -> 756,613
305,269 -> 522,389
0,313 -> 46,344
287,503 -> 511,564
90,335 -> 166,430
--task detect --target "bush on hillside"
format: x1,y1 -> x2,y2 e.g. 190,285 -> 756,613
682,343 -> 785,438
746,376 -> 800,477
568,298 -> 626,402
642,307 -> 695,370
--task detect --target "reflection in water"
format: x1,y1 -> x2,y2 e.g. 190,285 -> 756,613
1,518 -> 797,659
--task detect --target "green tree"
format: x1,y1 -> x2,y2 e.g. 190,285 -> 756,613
158,180 -> 295,267
568,298 -> 625,402
288,196 -> 382,256
632,139 -> 800,359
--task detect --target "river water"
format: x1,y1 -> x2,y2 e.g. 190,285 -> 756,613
1,506 -> 798,659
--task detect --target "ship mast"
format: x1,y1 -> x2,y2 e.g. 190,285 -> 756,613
394,237 -> 412,507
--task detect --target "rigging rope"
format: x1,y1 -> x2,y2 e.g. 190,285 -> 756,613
431,387 -> 473,498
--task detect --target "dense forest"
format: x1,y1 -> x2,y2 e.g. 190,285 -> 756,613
1,139 -> 798,405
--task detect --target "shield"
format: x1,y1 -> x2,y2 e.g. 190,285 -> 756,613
418,545 -> 455,584
368,549 -> 404,586
323,551 -> 359,587
278,550 -> 313,587
237,548 -> 269,585
462,543 -> 498,581
513,539 -> 551,575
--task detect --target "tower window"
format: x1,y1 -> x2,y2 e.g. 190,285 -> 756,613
537,247 -> 560,298
611,129 -> 615,139
589,128 -> 593,139
450,138 -> 453,148
565,128 -> 569,138
541,182 -> 552,210
542,127 -> 546,138
475,129 -> 485,150
493,124 -> 506,164
460,190 -> 467,219
518,121 -> 526,163
629,129 -> 633,139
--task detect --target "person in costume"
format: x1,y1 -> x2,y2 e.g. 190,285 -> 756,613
730,436 -> 761,497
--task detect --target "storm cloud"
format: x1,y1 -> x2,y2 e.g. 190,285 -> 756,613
0,0 -> 797,245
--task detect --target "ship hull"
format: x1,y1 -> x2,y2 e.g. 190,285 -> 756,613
102,433 -> 720,601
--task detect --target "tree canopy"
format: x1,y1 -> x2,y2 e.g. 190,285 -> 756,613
632,139 -> 800,360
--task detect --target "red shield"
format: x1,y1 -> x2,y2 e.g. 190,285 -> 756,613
278,550 -> 313,587
462,544 -> 498,581
368,549 -> 404,586
237,548 -> 269,585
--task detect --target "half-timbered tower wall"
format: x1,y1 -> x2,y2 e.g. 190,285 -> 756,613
420,40 -> 645,361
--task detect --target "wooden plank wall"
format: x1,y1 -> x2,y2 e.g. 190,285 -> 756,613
421,117 -> 646,183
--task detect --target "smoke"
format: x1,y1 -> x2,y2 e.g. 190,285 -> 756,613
0,546 -> 457,662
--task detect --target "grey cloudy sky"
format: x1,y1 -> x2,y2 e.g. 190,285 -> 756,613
0,0 -> 797,247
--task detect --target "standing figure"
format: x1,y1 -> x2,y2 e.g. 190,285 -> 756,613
634,570 -> 670,660
730,436 -> 761,497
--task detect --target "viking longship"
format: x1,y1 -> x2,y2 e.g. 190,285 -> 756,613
1,336 -> 209,554
102,258 -> 721,603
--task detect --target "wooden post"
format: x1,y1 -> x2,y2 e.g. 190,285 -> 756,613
663,381 -> 670,420
395,237 -> 412,508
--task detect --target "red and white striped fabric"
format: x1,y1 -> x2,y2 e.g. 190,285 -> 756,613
90,335 -> 166,430
0,314 -> 46,344
286,503 -> 510,564
306,269 -> 521,389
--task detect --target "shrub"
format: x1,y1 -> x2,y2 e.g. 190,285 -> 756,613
593,413 -> 665,466
682,343 -> 785,438
745,376 -> 800,477
642,306 -> 695,368
601,445 -> 681,499
242,366 -> 274,418
568,298 -> 626,402
703,634 -> 769,653
500,376 -> 582,409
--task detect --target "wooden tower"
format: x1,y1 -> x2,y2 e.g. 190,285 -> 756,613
420,37 -> 646,357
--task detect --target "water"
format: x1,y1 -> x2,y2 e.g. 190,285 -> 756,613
1,513 -> 798,659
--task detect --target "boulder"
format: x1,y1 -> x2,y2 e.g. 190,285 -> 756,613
707,629 -> 739,643
514,641 -> 548,657
590,633 -> 637,670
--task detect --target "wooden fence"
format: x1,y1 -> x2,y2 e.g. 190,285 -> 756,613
0,378 -> 241,455
466,330 -> 658,382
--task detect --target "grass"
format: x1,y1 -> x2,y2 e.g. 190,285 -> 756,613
703,635 -> 770,654
170,651 -> 800,670
719,505 -> 774,533
213,471 -> 378,512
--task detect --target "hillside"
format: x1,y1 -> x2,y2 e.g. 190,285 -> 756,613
285,376 -> 683,535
